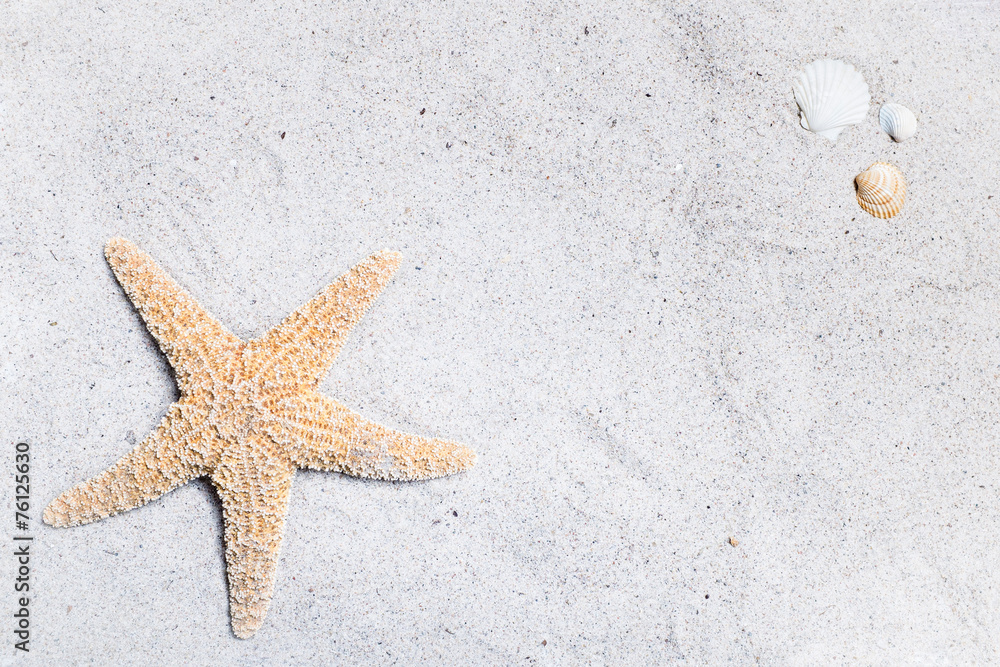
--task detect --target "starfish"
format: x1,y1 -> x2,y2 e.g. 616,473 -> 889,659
43,238 -> 475,638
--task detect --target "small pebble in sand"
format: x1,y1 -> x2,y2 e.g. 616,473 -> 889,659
729,536 -> 739,547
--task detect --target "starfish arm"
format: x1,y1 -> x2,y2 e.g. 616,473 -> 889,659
43,399 -> 221,528
105,238 -> 243,394
264,390 -> 476,481
211,438 -> 296,639
243,250 -> 401,389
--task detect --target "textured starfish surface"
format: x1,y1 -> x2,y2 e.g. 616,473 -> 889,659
43,238 -> 475,638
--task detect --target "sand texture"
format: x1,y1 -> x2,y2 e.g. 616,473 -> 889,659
2,0 -> 999,663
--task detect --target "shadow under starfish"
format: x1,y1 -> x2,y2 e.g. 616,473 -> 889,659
43,238 -> 476,639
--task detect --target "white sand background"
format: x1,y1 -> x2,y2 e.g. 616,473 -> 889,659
2,0 -> 1000,663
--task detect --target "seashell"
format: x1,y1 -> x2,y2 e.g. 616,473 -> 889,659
879,103 -> 917,142
855,162 -> 906,219
792,59 -> 870,142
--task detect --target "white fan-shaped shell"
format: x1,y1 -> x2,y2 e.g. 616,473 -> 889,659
793,59 -> 871,142
879,103 -> 917,142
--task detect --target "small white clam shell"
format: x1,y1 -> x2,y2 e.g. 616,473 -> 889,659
793,59 -> 870,142
879,103 -> 917,142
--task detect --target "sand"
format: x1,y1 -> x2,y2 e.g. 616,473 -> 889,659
2,0 -> 999,663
